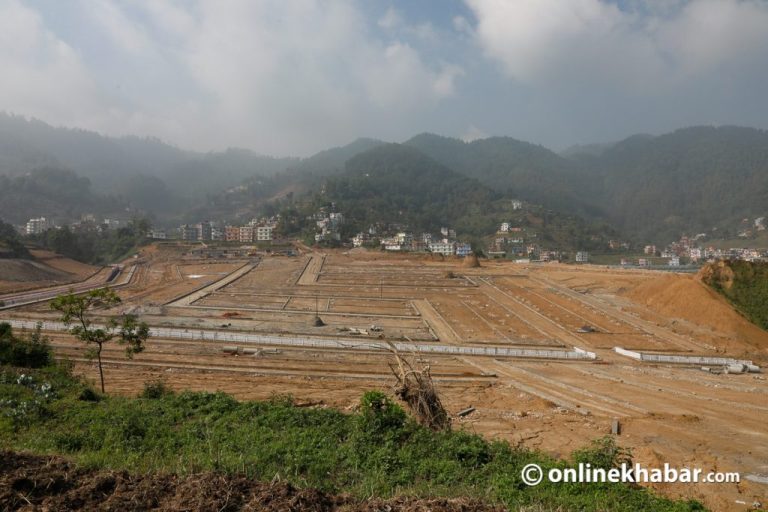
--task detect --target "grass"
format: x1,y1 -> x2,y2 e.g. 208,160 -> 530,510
703,260 -> 768,330
0,363 -> 705,511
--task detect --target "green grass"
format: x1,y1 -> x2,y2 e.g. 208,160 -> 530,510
703,260 -> 768,330
0,364 -> 704,511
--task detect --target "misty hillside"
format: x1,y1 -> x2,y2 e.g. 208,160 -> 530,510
404,128 -> 768,243
278,143 -> 616,251
2,114 -> 767,245
586,126 -> 768,242
0,168 -> 127,224
403,133 -> 598,217
0,114 -> 296,204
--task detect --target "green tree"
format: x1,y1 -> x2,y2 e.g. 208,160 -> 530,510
49,288 -> 149,393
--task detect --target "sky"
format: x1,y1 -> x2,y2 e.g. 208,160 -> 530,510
1,0 -> 768,156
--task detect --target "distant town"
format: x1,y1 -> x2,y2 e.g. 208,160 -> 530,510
17,211 -> 768,265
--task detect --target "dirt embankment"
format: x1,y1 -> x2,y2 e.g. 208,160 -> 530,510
0,250 -> 99,294
0,451 -> 505,512
621,272 -> 768,356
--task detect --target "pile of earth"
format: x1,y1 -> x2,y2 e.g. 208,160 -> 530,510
0,451 -> 506,512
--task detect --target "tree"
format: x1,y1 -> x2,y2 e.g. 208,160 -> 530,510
50,288 -> 149,393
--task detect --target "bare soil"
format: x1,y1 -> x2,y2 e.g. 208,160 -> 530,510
0,451 -> 505,512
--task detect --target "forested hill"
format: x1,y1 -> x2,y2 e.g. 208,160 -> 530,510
581,126 -> 768,242
403,133 -> 591,216
285,143 -> 616,251
0,168 -> 126,224
325,143 -> 498,235
405,127 -> 768,244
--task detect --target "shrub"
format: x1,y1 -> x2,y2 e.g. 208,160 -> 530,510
141,378 -> 172,399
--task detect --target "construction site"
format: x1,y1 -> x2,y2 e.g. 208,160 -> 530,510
1,242 -> 767,510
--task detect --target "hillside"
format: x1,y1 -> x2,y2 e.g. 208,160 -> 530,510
406,127 -> 768,244
0,114 -> 296,208
0,168 -> 126,224
403,134 -> 593,216
587,126 -> 768,242
0,220 -> 29,259
278,144 -> 616,251
700,260 -> 768,332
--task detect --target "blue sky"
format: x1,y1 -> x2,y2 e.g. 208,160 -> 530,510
2,0 -> 767,155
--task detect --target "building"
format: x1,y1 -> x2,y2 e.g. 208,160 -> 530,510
239,226 -> 254,243
225,226 -> 240,242
429,240 -> 455,256
196,221 -> 212,241
668,256 -> 680,267
211,226 -> 224,241
575,251 -> 589,263
644,245 -> 656,255
352,233 -> 368,247
256,226 -> 273,241
25,217 -> 49,235
455,243 -> 472,257
638,258 -> 650,267
500,222 -> 510,233
148,229 -> 167,240
511,200 -> 523,210
179,224 -> 197,241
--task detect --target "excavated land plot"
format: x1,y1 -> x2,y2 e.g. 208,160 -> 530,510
4,248 -> 768,510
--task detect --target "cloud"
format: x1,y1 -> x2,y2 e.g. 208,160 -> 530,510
0,0 -> 105,127
465,0 -> 768,91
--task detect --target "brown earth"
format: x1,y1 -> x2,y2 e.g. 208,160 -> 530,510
0,250 -> 99,294
3,245 -> 768,510
0,451 -> 505,512
621,272 -> 768,355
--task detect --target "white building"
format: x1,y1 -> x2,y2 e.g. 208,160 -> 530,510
575,251 -> 589,263
500,222 -> 510,233
239,226 -> 254,243
511,200 -> 523,210
149,230 -> 167,240
256,226 -> 273,241
429,241 -> 456,256
668,256 -> 680,267
352,233 -> 368,247
25,217 -> 49,235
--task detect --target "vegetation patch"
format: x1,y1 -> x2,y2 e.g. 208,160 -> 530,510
700,260 -> 768,330
0,359 -> 704,511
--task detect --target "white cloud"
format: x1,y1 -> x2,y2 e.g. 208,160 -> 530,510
0,0 -> 105,127
465,0 -> 768,92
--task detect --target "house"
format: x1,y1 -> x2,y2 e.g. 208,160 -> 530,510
25,217 -> 49,235
149,229 -> 167,240
575,251 -> 589,263
668,256 -> 680,267
644,245 -> 656,255
455,243 -> 472,257
511,200 -> 523,210
352,233 -> 368,247
638,258 -> 650,267
239,226 -> 254,243
225,226 -> 240,242
196,221 -> 212,241
429,241 -> 455,256
256,226 -> 273,241
500,222 -> 510,233
179,224 -> 197,241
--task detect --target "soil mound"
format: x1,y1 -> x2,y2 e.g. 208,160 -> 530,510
0,451 -> 505,512
462,254 -> 480,268
622,273 -> 768,354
